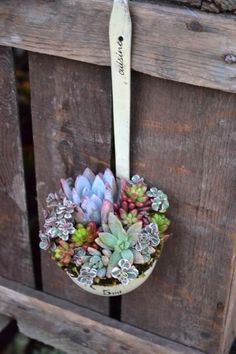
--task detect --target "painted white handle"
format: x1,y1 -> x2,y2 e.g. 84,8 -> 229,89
109,0 -> 132,180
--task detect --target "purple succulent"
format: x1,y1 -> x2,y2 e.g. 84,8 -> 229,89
61,168 -> 117,227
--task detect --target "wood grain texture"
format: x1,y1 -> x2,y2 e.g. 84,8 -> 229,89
121,72 -> 236,354
201,0 -> 236,13
132,0 -> 236,13
29,53 -> 112,314
0,46 -> 34,287
0,1 -> 236,93
0,276 -> 204,354
131,0 -> 202,8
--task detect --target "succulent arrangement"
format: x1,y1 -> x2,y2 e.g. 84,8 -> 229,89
39,168 -> 171,288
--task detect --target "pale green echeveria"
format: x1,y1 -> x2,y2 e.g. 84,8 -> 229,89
95,213 -> 142,268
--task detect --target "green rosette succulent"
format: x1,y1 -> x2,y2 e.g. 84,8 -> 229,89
96,213 -> 142,269
150,213 -> 170,233
52,240 -> 74,266
71,222 -> 97,246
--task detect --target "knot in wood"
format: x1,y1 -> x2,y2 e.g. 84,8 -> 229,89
216,302 -> 224,311
186,21 -> 203,32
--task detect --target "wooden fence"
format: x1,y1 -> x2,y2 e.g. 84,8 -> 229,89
0,1 -> 236,353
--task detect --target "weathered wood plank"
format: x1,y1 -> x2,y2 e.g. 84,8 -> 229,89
0,276 -> 204,354
121,73 -> 236,354
29,53 -> 111,314
131,0 -> 202,8
0,46 -> 34,287
201,0 -> 236,13
0,1 -> 236,92
132,0 -> 236,13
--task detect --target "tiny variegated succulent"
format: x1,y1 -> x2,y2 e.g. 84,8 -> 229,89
96,213 -> 142,268
133,223 -> 160,264
129,175 -> 144,185
39,195 -> 76,250
111,259 -> 139,285
77,267 -> 97,286
137,223 -> 160,250
39,231 -> 51,251
146,187 -> 169,213
72,247 -> 86,266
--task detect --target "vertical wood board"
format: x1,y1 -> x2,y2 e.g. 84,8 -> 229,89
29,53 -> 112,314
0,46 -> 34,287
121,72 -> 236,354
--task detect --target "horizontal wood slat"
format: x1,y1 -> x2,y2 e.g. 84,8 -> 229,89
132,0 -> 236,13
0,276 -> 204,354
0,1 -> 236,92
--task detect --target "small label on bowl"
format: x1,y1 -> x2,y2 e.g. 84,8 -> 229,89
103,289 -> 122,296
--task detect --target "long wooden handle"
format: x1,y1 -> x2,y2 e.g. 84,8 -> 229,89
109,0 -> 132,180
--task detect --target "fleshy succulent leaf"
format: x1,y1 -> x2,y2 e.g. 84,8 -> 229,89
99,233 -> 118,248
116,178 -> 127,204
121,249 -> 134,264
72,188 -> 80,204
73,206 -> 86,224
127,222 -> 142,246
109,250 -> 121,266
95,238 -> 112,250
75,175 -> 91,196
60,178 -> 73,200
101,200 -> 114,230
132,250 -> 145,264
108,213 -> 125,238
90,194 -> 102,210
97,267 -> 106,278
103,168 -> 117,199
92,175 -> 106,200
83,167 -> 95,184
104,185 -> 113,203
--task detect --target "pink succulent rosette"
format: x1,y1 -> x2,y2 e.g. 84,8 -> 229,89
39,168 -> 171,290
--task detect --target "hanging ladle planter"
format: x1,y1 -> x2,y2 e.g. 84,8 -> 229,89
39,0 -> 171,297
